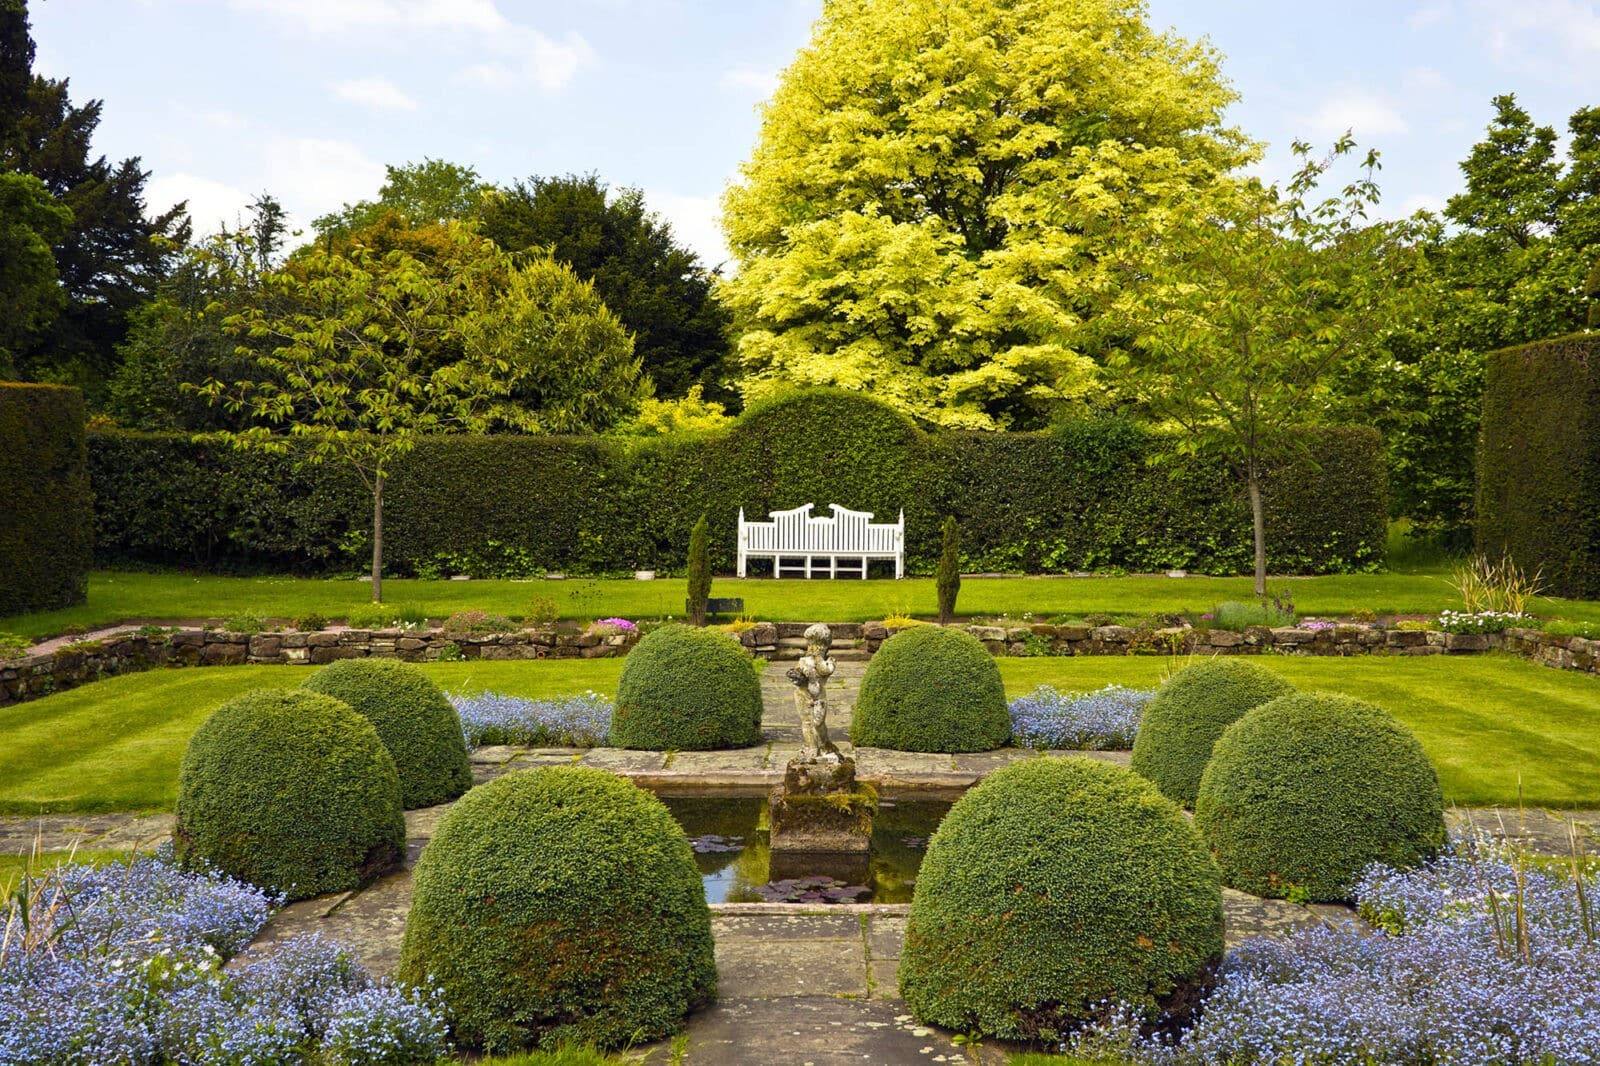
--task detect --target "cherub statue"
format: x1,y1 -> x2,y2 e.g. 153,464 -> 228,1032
786,623 -> 839,759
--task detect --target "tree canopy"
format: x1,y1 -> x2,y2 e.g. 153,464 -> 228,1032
720,0 -> 1255,429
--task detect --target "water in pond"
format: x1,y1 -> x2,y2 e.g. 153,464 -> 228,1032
662,795 -> 950,904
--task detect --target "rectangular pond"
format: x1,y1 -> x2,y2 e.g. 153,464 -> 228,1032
661,794 -> 951,904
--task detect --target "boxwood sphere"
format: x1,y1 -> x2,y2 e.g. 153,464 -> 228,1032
397,766 -> 716,1052
611,623 -> 763,750
174,688 -> 406,900
1194,692 -> 1447,902
1130,657 -> 1294,808
302,658 -> 472,809
900,757 -> 1223,1040
850,625 -> 1010,752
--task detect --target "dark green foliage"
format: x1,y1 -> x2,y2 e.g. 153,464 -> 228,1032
476,173 -> 733,403
397,766 -> 716,1052
0,383 -> 91,614
1477,333 -> 1600,598
85,392 -> 1387,577
301,658 -> 471,809
686,514 -> 710,626
1194,692 -> 1447,902
612,624 -> 762,750
900,757 -> 1223,1040
173,688 -> 406,900
1129,658 -> 1295,808
936,516 -> 960,624
851,625 -> 1010,753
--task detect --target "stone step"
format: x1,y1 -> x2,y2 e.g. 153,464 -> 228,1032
774,622 -> 863,640
775,637 -> 862,650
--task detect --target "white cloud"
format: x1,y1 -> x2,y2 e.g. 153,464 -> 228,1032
262,137 -> 387,227
147,173 -> 256,237
1305,92 -> 1410,139
1473,0 -> 1600,66
719,64 -> 778,97
454,30 -> 594,92
649,192 -> 729,270
1403,66 -> 1448,93
331,76 -> 419,112
1408,2 -> 1453,29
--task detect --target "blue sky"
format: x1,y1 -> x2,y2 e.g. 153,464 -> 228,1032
27,0 -> 1600,268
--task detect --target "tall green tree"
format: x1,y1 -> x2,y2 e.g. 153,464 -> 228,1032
0,0 -> 185,398
312,159 -> 491,243
477,173 -> 733,403
720,0 -> 1254,429
1113,139 -> 1418,597
0,170 -> 70,375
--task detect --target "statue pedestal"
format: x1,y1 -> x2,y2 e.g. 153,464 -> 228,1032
769,755 -> 876,855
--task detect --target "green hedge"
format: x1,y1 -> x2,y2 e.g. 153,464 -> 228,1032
611,624 -> 764,750
1477,333 -> 1600,598
88,391 -> 1388,577
0,383 -> 92,614
851,625 -> 1011,753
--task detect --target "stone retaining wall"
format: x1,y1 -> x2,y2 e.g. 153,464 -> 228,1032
2,621 -> 1595,709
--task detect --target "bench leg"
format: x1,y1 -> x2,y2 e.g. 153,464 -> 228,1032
861,556 -> 868,579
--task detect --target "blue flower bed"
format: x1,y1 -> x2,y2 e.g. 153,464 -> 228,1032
450,690 -> 612,749
0,851 -> 448,1065
1008,684 -> 1153,750
1063,833 -> 1600,1064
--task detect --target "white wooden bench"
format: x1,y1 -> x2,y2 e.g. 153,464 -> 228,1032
737,504 -> 905,579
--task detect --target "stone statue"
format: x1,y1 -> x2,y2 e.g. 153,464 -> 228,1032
786,623 -> 839,759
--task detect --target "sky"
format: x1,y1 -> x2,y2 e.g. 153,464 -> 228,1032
24,0 -> 1600,269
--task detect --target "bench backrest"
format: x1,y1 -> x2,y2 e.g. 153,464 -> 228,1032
740,504 -> 903,553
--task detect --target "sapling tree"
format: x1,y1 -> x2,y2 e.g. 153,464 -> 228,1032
936,516 -> 961,624
199,224 -> 519,603
1111,136 -> 1419,598
686,515 -> 711,626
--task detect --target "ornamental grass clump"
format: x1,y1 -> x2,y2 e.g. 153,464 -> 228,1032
0,853 -> 448,1066
397,766 -> 716,1052
900,758 -> 1223,1041
851,625 -> 1011,752
1008,684 -> 1153,750
611,623 -> 763,750
174,688 -> 406,900
1194,692 -> 1447,901
1129,657 -> 1294,808
303,658 -> 472,809
451,689 -> 612,748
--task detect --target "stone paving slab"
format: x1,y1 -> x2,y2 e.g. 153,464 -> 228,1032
671,996 -> 971,1066
0,812 -> 173,855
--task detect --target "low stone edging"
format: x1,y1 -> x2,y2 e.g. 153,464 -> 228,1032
2,621 -> 1594,709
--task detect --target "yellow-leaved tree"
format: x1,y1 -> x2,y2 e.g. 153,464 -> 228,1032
721,0 -> 1256,429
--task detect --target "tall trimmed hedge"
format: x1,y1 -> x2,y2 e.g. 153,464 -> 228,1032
1477,333 -> 1600,598
88,391 -> 1387,577
0,383 -> 92,615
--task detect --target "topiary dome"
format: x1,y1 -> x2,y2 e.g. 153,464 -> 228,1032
302,657 -> 471,809
1130,657 -> 1294,807
397,766 -> 716,1052
611,623 -> 763,750
1194,691 -> 1447,902
850,625 -> 1010,752
174,688 -> 406,900
899,757 -> 1223,1040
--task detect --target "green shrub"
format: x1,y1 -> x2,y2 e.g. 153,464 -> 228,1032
1194,692 -> 1447,901
936,516 -> 961,623
851,625 -> 1010,752
440,609 -> 516,635
219,612 -> 268,634
1477,332 -> 1600,598
1129,658 -> 1295,808
173,688 -> 405,899
899,757 -> 1223,1040
0,383 -> 92,615
611,624 -> 762,750
302,658 -> 472,809
347,603 -> 429,629
686,514 -> 710,625
0,632 -> 31,659
294,612 -> 329,631
1206,600 -> 1296,631
397,767 -> 715,1052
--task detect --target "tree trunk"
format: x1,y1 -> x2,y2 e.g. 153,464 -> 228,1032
371,472 -> 384,604
1247,467 -> 1266,602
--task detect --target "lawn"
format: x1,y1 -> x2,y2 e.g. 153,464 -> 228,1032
7,566 -> 1600,641
999,654 -> 1600,809
2,653 -> 1597,814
